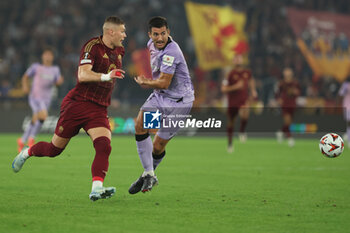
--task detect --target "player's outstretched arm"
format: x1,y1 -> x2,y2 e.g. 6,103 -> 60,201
134,72 -> 173,89
249,78 -> 258,99
78,64 -> 125,83
56,76 -> 64,86
221,80 -> 244,93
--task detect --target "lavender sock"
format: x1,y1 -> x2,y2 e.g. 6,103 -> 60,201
29,120 -> 43,138
135,134 -> 153,173
21,123 -> 34,143
153,151 -> 166,170
347,127 -> 350,144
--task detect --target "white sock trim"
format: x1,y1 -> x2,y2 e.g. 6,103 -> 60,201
22,148 -> 30,159
142,170 -> 154,177
92,180 -> 103,191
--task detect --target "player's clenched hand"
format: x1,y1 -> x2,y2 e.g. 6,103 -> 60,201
251,89 -> 258,99
134,75 -> 147,85
101,69 -> 125,82
110,69 -> 125,79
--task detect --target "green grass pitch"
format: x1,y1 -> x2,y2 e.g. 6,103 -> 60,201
1,134 -> 349,233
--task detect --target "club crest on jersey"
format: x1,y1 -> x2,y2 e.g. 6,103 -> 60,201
143,110 -> 162,129
58,126 -> 64,133
162,55 -> 174,66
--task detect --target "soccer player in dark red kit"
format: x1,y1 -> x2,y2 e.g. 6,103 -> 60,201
12,16 -> 126,201
221,54 -> 257,153
276,67 -> 300,147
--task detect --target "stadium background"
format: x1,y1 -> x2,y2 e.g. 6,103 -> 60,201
0,0 -> 349,135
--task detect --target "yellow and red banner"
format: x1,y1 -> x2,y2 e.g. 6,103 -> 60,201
131,48 -> 152,79
185,2 -> 248,70
287,8 -> 350,82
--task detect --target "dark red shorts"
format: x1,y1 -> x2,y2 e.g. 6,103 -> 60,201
227,99 -> 247,119
55,96 -> 110,138
227,106 -> 241,119
282,107 -> 296,117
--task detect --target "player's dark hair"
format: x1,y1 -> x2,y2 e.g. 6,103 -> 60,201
148,16 -> 168,32
42,46 -> 54,54
105,16 -> 124,25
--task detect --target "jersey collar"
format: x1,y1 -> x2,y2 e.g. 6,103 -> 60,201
158,36 -> 172,51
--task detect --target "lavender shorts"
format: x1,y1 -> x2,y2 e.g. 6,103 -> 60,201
29,96 -> 51,114
141,93 -> 193,140
344,107 -> 350,121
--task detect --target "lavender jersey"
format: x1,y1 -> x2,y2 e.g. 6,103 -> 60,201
339,82 -> 350,108
26,63 -> 61,100
339,82 -> 350,120
148,38 -> 194,103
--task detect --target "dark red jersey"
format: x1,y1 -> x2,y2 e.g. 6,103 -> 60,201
227,68 -> 252,107
66,36 -> 125,107
277,80 -> 300,108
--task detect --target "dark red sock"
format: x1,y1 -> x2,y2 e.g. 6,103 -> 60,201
282,124 -> 291,138
28,142 -> 64,157
239,119 -> 248,133
91,136 -> 111,182
227,127 -> 233,146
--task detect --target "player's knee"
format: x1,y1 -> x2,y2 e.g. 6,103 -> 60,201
49,142 -> 64,157
93,136 -> 111,156
135,121 -> 146,134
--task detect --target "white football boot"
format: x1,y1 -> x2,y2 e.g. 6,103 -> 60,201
239,133 -> 247,143
276,131 -> 283,143
89,187 -> 116,201
12,146 -> 29,173
288,137 -> 295,147
227,144 -> 234,153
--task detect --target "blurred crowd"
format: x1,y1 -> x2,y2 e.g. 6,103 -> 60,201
0,0 -> 349,108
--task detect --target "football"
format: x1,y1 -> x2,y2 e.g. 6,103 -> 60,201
319,133 -> 344,158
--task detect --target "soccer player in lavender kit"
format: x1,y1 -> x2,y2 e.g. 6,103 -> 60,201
128,16 -> 194,194
339,78 -> 350,147
12,16 -> 126,201
17,48 -> 64,152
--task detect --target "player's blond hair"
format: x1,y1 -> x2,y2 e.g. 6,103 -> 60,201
103,16 -> 124,32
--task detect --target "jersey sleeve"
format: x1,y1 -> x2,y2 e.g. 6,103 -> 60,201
25,63 -> 38,77
79,42 -> 98,67
160,48 -> 178,75
54,66 -> 61,82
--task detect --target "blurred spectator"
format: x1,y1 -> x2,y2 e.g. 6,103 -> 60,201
0,79 -> 12,99
0,0 -> 349,107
